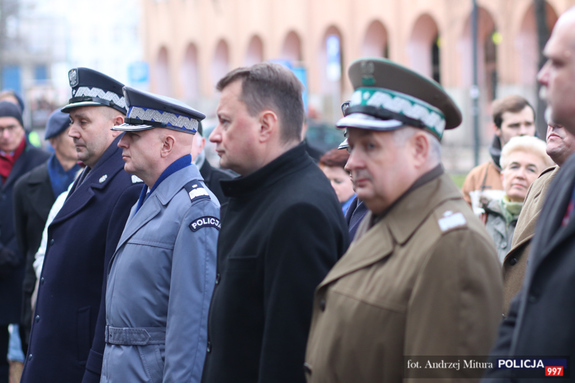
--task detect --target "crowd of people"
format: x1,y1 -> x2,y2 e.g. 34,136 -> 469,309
1,6 -> 575,383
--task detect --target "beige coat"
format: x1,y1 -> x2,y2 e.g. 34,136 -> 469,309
502,166 -> 558,314
461,160 -> 503,205
305,173 -> 503,383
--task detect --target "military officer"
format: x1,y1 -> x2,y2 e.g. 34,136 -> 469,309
21,68 -> 143,383
304,58 -> 503,382
100,87 -> 219,383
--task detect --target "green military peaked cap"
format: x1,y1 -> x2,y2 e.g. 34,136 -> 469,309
336,57 -> 462,140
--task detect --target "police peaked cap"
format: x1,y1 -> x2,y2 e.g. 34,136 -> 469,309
112,86 -> 205,135
336,57 -> 462,140
61,67 -> 127,114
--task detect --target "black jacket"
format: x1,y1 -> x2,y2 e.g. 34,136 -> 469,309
0,143 -> 49,325
202,143 -> 349,383
199,160 -> 234,204
484,153 -> 575,381
13,161 -> 55,348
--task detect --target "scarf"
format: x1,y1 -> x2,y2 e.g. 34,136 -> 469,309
500,194 -> 523,225
0,138 -> 26,182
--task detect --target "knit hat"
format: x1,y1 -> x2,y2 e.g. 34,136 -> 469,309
0,101 -> 24,127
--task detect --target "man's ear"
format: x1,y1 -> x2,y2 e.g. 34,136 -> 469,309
411,132 -> 430,168
494,124 -> 502,137
110,115 -> 125,137
259,110 -> 278,143
161,135 -> 175,158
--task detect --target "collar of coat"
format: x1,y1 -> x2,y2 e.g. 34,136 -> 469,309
319,172 -> 466,287
220,143 -> 308,198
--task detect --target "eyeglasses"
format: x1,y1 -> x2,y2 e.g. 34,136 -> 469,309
0,124 -> 20,135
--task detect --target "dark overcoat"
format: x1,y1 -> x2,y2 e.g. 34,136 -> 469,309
201,144 -> 349,383
20,138 -> 142,383
13,161 -> 56,347
0,143 -> 49,325
199,159 -> 233,204
484,154 -> 575,381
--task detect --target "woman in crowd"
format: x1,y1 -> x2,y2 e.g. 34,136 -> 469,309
482,135 -> 553,263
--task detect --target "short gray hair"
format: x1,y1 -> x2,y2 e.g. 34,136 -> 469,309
393,126 -> 441,164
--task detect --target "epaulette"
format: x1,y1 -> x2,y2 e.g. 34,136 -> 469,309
437,210 -> 467,232
184,181 -> 210,202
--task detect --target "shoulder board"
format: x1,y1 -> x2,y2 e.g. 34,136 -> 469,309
131,175 -> 144,184
437,210 -> 467,232
184,181 -> 210,202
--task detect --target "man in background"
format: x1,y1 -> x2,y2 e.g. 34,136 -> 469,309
462,95 -> 536,213
0,101 -> 49,383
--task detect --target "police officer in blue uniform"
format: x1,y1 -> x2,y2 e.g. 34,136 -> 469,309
21,68 -> 143,383
100,87 -> 219,383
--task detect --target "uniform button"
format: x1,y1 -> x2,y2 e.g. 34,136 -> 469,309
319,298 -> 326,311
206,341 -> 212,353
509,257 -> 518,266
35,315 -> 40,323
49,239 -> 54,245
28,354 -> 33,361
215,273 -> 221,285
40,277 -> 45,285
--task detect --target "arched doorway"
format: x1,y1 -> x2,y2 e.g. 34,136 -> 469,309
408,14 -> 441,83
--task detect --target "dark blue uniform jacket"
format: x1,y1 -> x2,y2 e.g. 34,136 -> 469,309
21,137 -> 141,383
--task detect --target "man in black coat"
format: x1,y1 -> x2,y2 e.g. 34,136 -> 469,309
0,101 -> 49,383
13,109 -> 80,353
201,62 -> 349,383
20,68 -> 142,383
483,8 -> 575,381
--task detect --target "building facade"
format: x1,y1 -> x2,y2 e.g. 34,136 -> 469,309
0,0 -> 144,132
141,0 -> 573,171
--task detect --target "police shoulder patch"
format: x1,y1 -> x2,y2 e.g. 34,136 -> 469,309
184,181 -> 210,202
190,216 -> 221,232
437,210 -> 467,232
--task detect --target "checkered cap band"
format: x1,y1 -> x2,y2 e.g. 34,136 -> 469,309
127,106 -> 199,132
350,87 -> 446,139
